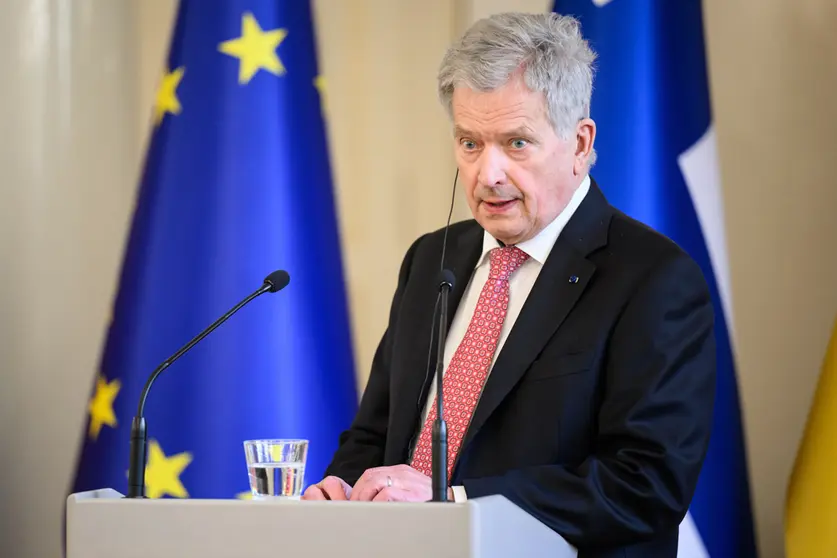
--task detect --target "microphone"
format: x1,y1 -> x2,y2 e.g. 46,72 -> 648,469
432,269 -> 455,502
424,168 -> 458,502
126,269 -> 291,498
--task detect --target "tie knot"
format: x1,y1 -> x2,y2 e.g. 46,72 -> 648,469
488,246 -> 529,281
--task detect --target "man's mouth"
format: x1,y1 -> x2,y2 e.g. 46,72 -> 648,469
482,199 -> 518,213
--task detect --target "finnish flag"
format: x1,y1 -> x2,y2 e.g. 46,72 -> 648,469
550,0 -> 759,555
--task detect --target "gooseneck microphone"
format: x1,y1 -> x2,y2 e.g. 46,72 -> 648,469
431,269 -> 455,502
126,269 -> 291,498
424,168 -> 458,503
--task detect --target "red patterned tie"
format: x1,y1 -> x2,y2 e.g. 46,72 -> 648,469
411,245 -> 530,478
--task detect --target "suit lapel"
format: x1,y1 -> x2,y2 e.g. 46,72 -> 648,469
387,223 -> 483,463
446,225 -> 484,330
458,181 -> 612,454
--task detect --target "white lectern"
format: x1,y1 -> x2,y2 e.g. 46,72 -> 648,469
66,488 -> 577,557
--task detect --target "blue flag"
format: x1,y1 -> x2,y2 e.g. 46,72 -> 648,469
551,1 -> 757,556
70,0 -> 357,500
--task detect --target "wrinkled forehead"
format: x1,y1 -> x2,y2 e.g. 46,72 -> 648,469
450,80 -> 550,135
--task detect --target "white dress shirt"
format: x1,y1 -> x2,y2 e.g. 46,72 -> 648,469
416,175 -> 591,502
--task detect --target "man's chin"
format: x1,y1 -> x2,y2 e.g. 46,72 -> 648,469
479,221 -> 525,245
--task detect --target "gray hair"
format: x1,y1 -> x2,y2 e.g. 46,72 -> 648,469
438,12 -> 597,166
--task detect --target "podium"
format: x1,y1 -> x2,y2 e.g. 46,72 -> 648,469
67,488 -> 577,557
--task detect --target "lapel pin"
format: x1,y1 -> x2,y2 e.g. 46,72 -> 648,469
569,275 -> 579,284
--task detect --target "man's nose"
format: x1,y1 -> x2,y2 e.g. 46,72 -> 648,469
477,146 -> 507,186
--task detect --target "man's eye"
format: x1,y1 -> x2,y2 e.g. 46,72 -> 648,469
461,140 -> 477,150
510,139 -> 528,149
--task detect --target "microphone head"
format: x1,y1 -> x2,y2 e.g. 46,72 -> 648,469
264,270 -> 290,293
438,269 -> 455,290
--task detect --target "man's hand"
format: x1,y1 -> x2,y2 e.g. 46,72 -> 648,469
349,464 -> 438,502
301,476 -> 352,501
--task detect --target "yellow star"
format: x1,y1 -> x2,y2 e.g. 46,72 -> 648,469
218,12 -> 288,84
314,75 -> 327,109
88,375 -> 121,441
236,491 -> 254,500
144,440 -> 193,499
154,66 -> 185,125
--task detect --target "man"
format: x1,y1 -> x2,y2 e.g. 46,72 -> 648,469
302,12 -> 715,557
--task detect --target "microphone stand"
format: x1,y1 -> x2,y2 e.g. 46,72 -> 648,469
431,271 -> 454,502
126,271 -> 289,498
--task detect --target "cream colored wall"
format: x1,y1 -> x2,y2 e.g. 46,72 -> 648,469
0,2 -> 141,558
703,0 -> 837,552
1,1 -> 835,557
311,0 -> 471,376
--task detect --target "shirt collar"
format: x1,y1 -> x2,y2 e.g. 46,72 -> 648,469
477,174 -> 591,268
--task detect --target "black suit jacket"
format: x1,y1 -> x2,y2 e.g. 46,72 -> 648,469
325,180 -> 716,557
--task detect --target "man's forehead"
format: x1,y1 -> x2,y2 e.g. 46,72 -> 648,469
451,85 -> 548,129
452,76 -> 536,102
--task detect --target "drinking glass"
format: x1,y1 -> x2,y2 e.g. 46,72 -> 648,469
243,439 -> 308,500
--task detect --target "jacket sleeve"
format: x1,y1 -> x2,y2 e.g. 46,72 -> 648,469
461,253 -> 717,549
323,234 -> 427,486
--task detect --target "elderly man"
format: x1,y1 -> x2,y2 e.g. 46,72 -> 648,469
302,12 -> 715,557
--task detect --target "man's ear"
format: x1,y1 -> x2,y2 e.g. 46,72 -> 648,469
574,118 -> 596,174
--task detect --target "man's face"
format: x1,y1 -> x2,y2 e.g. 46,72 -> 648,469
451,75 -> 594,245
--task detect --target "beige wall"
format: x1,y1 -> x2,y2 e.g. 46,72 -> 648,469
1,1 -> 835,557
0,2 -> 140,557
703,0 -> 837,551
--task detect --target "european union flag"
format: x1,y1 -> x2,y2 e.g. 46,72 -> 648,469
70,0 -> 358,499
551,1 -> 757,556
